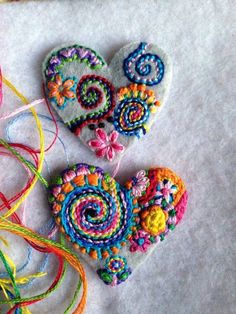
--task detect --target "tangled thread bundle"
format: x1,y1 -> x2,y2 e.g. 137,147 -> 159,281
0,77 -> 87,313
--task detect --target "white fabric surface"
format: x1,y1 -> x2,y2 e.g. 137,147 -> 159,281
0,1 -> 235,313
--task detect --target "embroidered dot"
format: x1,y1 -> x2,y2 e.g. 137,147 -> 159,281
98,122 -> 105,128
107,116 -> 114,123
88,124 -> 96,130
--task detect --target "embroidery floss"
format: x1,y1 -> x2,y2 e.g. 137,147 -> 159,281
0,77 -> 87,313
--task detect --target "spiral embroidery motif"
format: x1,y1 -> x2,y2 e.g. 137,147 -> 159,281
76,75 -> 113,110
48,164 -> 138,260
68,75 -> 115,135
114,98 -> 150,137
113,84 -> 160,138
123,42 -> 164,86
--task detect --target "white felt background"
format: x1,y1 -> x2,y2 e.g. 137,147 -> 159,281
0,0 -> 235,313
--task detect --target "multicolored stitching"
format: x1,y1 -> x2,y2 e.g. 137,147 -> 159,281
67,76 -> 115,136
46,74 -> 77,110
77,75 -> 110,110
113,84 -> 160,138
123,42 -> 165,86
48,164 -> 187,285
126,167 -> 187,246
97,255 -> 132,286
48,163 -> 139,260
44,45 -> 105,79
88,128 -> 125,161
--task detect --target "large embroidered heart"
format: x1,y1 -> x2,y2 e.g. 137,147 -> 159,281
42,42 -> 172,161
48,163 -> 187,286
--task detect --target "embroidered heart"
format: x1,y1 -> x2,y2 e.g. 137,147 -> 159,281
42,42 -> 172,161
48,163 -> 187,286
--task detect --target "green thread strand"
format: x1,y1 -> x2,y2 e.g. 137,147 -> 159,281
0,139 -> 48,188
0,250 -> 23,313
0,235 -> 82,312
64,279 -> 82,314
0,221 -> 83,311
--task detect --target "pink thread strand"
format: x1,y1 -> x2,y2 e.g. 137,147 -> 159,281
0,98 -> 45,120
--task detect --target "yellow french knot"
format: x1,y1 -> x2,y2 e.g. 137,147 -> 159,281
140,205 -> 168,236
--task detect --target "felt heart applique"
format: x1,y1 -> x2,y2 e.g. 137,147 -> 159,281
48,163 -> 187,286
42,42 -> 172,162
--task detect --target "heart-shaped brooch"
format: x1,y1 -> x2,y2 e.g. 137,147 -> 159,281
48,163 -> 187,286
42,42 -> 172,161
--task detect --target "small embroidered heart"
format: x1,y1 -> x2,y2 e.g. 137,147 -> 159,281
48,163 -> 187,286
42,42 -> 172,161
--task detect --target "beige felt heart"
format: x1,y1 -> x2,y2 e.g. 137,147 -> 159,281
48,163 -> 187,286
42,42 -> 172,162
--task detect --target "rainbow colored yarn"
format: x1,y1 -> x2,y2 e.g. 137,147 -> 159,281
0,77 -> 87,313
48,163 -> 139,260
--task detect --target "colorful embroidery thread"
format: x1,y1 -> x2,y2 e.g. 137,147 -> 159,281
48,164 -> 188,285
47,74 -> 77,109
123,42 -> 165,86
68,75 -> 115,135
113,84 -> 160,137
48,163 -> 139,260
97,255 -> 132,286
44,45 -> 105,79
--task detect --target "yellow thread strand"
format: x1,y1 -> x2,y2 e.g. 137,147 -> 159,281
0,283 -> 10,301
0,217 -> 87,313
2,77 -> 45,218
0,235 -> 9,246
0,272 -> 47,285
0,251 -> 31,313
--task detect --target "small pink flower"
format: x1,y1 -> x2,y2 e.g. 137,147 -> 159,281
131,170 -> 149,197
63,170 -> 76,183
88,128 -> 125,161
129,230 -> 151,253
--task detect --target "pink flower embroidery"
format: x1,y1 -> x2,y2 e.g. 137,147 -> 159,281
88,128 -> 125,161
129,230 -> 151,253
131,170 -> 150,197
